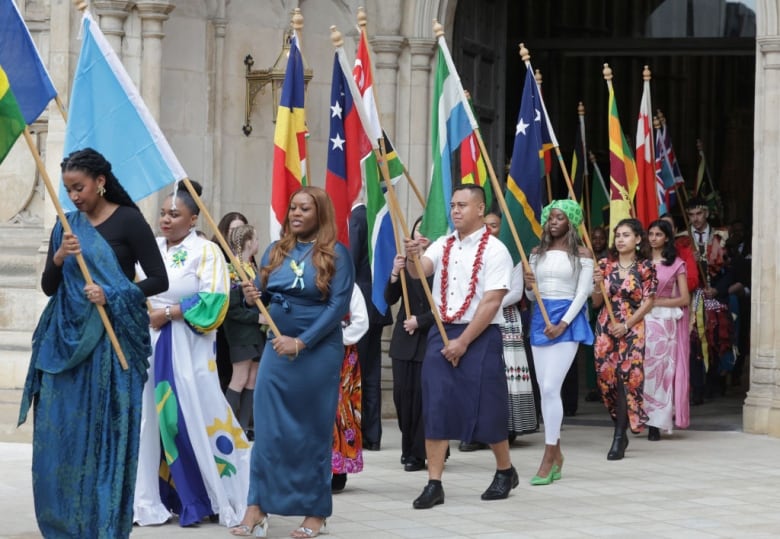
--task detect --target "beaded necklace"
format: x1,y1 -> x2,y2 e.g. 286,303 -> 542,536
439,228 -> 491,324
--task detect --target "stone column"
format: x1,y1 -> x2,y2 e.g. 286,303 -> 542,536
370,36 -> 405,138
405,38 -> 435,211
743,2 -> 780,437
135,0 -> 174,222
210,15 -> 228,220
93,1 -> 133,53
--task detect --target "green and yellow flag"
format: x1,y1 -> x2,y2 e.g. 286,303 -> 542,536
0,65 -> 26,164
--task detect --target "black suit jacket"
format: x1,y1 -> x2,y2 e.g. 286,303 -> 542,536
349,204 -> 392,325
385,271 -> 434,361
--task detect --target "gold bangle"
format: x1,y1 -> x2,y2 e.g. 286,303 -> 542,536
295,338 -> 299,357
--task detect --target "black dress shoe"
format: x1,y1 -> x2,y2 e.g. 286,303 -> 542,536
480,466 -> 519,500
647,426 -> 661,441
413,482 -> 444,509
400,455 -> 408,465
458,441 -> 489,452
404,457 -> 425,472
363,441 -> 381,451
584,389 -> 601,402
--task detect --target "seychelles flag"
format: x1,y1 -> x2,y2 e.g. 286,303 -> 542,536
270,31 -> 308,241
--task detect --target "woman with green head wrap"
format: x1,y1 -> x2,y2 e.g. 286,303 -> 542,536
524,200 -> 594,485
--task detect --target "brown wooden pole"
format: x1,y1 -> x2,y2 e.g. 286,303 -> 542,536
175,177 -> 283,338
23,127 -> 129,370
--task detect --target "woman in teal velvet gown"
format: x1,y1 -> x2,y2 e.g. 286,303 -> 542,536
19,148 -> 168,538
232,186 -> 354,538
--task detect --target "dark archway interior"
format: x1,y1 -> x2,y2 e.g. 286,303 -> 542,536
455,0 -> 755,227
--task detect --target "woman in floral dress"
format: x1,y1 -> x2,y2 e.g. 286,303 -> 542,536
592,218 -> 656,461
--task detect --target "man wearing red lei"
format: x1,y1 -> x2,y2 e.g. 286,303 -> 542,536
404,185 -> 517,509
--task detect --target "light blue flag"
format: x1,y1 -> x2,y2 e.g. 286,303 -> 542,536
63,11 -> 186,207
0,0 -> 58,124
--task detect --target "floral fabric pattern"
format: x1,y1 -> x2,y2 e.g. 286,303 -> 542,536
594,258 -> 657,432
332,344 -> 363,474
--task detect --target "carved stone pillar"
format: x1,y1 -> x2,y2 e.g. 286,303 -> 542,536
370,36 -> 405,138
744,28 -> 780,437
93,1 -> 133,53
135,0 -> 174,221
406,38 -> 435,204
210,15 -> 228,219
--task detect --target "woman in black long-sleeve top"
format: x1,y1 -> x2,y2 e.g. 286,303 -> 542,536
385,218 -> 434,472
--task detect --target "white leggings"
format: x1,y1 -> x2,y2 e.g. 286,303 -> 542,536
531,341 -> 580,445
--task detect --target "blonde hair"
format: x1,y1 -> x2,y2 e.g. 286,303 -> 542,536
228,224 -> 256,263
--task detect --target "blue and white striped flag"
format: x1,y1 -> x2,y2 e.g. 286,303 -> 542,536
63,11 -> 185,207
419,35 -> 480,240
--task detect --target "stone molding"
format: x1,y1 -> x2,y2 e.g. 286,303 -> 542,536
408,38 -> 436,72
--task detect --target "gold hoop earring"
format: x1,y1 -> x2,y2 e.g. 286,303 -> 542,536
97,185 -> 106,197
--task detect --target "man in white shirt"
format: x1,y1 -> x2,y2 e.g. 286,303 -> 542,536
404,185 -> 517,509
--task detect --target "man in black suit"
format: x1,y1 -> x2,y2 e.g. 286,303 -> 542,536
349,202 -> 393,450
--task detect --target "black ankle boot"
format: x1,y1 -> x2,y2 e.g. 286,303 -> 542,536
607,431 -> 628,460
648,426 -> 661,441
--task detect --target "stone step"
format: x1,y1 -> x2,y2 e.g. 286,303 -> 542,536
0,331 -> 32,389
0,288 -> 47,333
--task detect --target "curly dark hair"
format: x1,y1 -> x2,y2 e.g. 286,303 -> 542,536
60,148 -> 138,210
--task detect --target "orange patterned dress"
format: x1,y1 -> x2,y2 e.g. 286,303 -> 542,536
332,344 -> 363,474
594,258 -> 657,433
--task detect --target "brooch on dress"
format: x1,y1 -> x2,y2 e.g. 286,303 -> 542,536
170,249 -> 188,268
290,260 -> 305,290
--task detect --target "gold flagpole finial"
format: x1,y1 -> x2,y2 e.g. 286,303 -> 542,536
330,25 -> 344,48
433,19 -> 444,38
578,101 -> 585,116
357,6 -> 368,29
73,0 -> 88,12
519,43 -> 530,63
643,65 -> 652,81
535,68 -> 543,86
292,7 -> 303,31
602,63 -> 613,81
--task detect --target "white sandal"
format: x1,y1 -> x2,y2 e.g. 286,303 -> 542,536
230,515 -> 269,537
290,518 -> 327,538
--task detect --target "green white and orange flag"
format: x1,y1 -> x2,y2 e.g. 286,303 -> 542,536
0,65 -> 26,164
606,78 -> 638,241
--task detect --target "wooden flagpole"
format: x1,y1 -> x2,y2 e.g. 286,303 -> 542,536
174,177 -> 283,339
535,69 -> 553,203
526,50 -> 616,324
337,22 -> 448,343
352,12 -> 412,321
578,102 -> 591,228
22,127 -> 128,370
291,9 -> 312,186
357,8 -> 426,213
436,27 -> 551,327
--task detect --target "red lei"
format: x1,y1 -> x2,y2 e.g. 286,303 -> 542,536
439,228 -> 491,324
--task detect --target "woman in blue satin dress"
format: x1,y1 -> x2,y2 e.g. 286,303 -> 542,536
232,186 -> 354,538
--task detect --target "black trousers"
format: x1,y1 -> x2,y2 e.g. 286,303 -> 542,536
392,359 -> 425,461
358,323 -> 384,445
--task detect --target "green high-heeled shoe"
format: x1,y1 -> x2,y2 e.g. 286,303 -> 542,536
552,463 -> 562,481
530,467 -> 555,486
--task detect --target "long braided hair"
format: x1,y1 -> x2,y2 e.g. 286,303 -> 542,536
60,148 -> 138,210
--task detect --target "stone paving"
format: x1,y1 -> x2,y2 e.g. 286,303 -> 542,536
2,389 -> 779,538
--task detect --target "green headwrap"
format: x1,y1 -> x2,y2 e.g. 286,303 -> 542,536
541,199 -> 583,232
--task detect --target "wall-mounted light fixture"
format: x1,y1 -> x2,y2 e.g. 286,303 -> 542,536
242,10 -> 313,135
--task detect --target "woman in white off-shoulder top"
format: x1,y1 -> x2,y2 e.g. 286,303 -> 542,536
524,200 -> 594,486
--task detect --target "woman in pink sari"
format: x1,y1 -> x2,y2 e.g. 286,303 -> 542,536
644,220 -> 690,441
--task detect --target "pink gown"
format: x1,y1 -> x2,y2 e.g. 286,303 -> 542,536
643,257 -> 690,431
